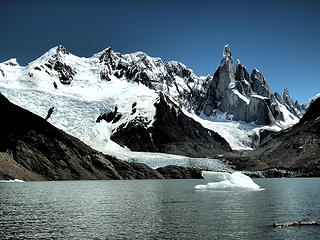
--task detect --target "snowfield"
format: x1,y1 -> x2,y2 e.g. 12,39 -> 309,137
183,110 -> 281,150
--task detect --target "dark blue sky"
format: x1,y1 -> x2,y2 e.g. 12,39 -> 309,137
1,0 -> 319,103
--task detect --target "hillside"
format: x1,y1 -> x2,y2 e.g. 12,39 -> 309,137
220,98 -> 320,176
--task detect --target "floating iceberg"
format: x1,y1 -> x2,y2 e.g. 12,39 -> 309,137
194,171 -> 263,191
0,179 -> 25,183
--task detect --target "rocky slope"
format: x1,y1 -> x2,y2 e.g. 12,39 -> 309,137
111,94 -> 231,157
219,98 -> 320,176
0,93 -> 165,180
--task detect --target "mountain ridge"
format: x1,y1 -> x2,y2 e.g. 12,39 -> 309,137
0,44 -> 303,118
0,44 -> 307,156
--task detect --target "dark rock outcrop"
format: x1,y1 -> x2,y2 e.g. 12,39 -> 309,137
156,165 -> 204,179
106,156 -> 164,180
159,165 -> 206,179
3,59 -> 19,66
99,47 -> 116,81
299,97 -> 320,124
111,116 -> 157,152
243,168 -> 296,178
53,61 -> 76,85
112,113 -> 122,123
0,69 -> 5,77
111,94 -> 231,157
0,93 -> 163,181
96,107 -> 120,123
45,107 -> 54,120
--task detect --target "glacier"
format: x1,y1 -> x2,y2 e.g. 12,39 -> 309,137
0,45 -> 307,168
125,152 -> 233,171
194,171 -> 263,191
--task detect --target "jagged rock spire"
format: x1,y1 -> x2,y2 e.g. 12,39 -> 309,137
201,44 -> 289,125
283,88 -> 291,98
283,88 -> 300,115
283,88 -> 295,106
223,44 -> 232,58
220,44 -> 234,69
251,68 -> 271,97
274,92 -> 284,104
235,60 -> 251,95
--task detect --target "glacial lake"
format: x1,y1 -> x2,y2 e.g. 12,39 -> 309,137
1,178 -> 320,240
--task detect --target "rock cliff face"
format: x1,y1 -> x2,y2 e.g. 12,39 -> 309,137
97,48 -> 207,112
199,45 -> 302,125
0,93 -> 164,180
111,94 -> 231,157
220,98 -> 320,176
35,45 -> 77,85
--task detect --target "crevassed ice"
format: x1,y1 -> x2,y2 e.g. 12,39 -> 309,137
194,171 -> 263,191
127,153 -> 233,171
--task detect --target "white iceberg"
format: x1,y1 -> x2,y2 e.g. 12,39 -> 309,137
195,171 -> 263,191
0,179 -> 25,183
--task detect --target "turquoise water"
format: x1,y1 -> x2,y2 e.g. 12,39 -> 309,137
1,178 -> 320,239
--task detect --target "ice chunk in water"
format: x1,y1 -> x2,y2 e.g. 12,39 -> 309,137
195,171 -> 262,191
0,179 -> 25,183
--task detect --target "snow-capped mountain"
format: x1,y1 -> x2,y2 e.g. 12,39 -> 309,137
0,44 -> 305,157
